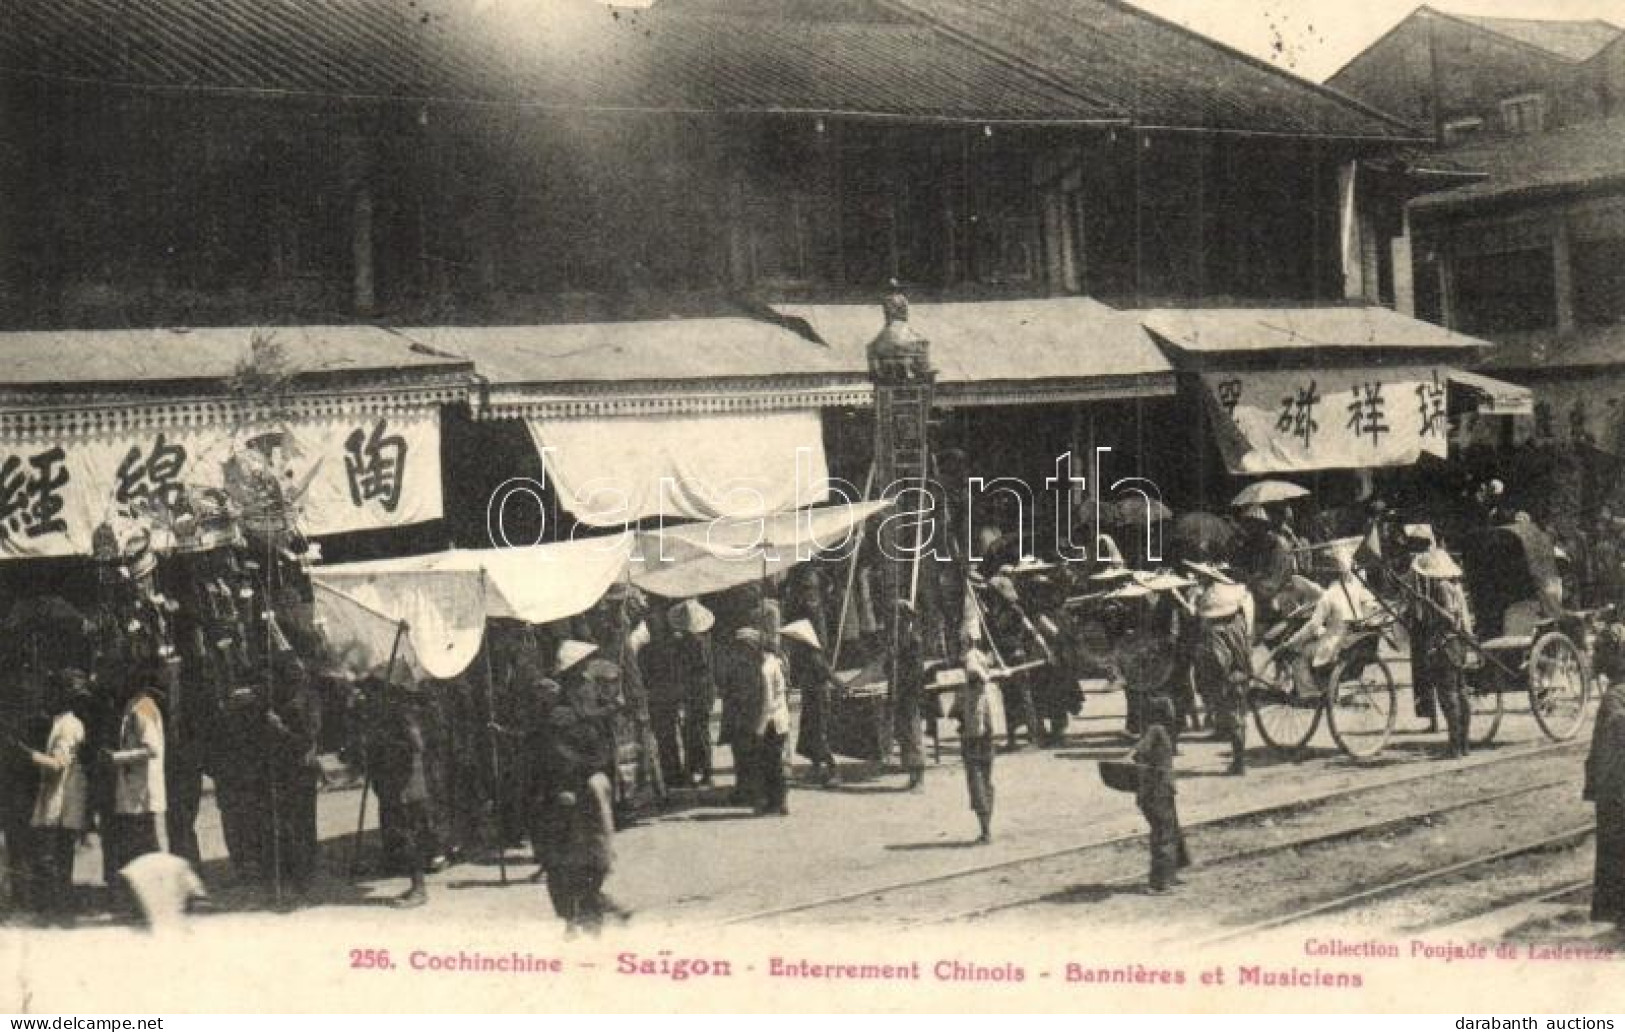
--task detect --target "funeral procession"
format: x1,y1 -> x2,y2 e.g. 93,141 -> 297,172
6,0 -> 1625,960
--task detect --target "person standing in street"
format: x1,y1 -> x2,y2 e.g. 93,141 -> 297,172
1586,676 -> 1625,927
892,600 -> 928,789
958,650 -> 1001,844
1184,562 -> 1253,776
367,673 -> 432,908
669,600 -> 717,789
1408,542 -> 1475,758
103,671 -> 166,880
23,671 -> 91,921
264,651 -> 322,897
535,643 -> 625,935
1132,697 -> 1189,894
740,628 -> 792,816
782,619 -> 842,786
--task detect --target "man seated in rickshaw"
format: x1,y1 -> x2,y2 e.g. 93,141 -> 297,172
1460,516 -> 1565,646
1275,542 -> 1384,697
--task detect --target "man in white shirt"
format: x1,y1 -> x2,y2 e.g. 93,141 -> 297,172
103,675 -> 167,880
741,628 -> 792,817
25,671 -> 91,919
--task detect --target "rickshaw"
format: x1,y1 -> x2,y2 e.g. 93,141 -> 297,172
1245,540 -> 1403,760
1453,521 -> 1593,744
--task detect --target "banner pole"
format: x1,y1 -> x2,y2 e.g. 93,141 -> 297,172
831,464 -> 876,671
350,620 -> 406,882
479,573 -> 507,886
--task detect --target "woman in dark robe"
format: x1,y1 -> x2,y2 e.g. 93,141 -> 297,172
1584,679 -> 1625,925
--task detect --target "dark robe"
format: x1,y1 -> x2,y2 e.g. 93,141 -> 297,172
1132,723 -> 1189,889
1585,684 -> 1625,923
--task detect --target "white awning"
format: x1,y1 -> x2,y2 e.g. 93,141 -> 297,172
313,533 -> 636,679
1448,368 -> 1534,417
526,410 -> 831,527
1200,366 -> 1453,474
632,500 -> 891,598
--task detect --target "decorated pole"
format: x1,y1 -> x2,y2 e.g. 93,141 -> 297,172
866,283 -> 935,761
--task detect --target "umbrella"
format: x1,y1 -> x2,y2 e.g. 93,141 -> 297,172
1102,495 -> 1174,526
1170,511 -> 1238,563
1230,480 -> 1309,508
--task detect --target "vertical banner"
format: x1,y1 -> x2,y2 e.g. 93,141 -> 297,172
0,409 -> 443,558
1201,366 -> 1451,474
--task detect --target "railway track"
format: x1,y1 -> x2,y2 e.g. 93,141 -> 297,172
1188,825 -> 1595,949
717,738 -> 1587,928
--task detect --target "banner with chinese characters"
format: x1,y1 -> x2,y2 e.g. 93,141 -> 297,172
1201,367 -> 1452,475
0,410 -> 442,559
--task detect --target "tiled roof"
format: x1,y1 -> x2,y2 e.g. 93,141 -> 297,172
1478,324 -> 1625,373
1410,115 -> 1625,215
1449,12 -> 1622,63
881,0 -> 1422,140
0,0 -> 1117,124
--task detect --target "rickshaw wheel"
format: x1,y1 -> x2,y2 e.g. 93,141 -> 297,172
1527,631 -> 1591,741
1467,680 -> 1503,746
1326,654 -> 1397,759
1249,652 -> 1320,752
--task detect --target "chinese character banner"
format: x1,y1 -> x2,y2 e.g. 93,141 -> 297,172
0,409 -> 442,558
1201,367 -> 1451,475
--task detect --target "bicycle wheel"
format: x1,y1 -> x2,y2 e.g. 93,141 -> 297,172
1248,652 -> 1320,752
1326,655 -> 1397,759
1527,631 -> 1591,741
1467,679 -> 1503,746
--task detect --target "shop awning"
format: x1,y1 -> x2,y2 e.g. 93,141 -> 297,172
1142,306 -> 1489,365
1448,369 -> 1534,417
312,533 -> 637,679
399,320 -> 853,528
397,321 -> 868,420
632,500 -> 891,598
525,410 -> 832,527
1198,366 -> 1456,474
777,298 -> 1176,406
0,326 -> 472,559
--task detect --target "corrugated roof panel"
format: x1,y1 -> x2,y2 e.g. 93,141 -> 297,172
395,318 -> 854,386
0,325 -> 471,387
779,297 -> 1176,387
1141,307 -> 1490,358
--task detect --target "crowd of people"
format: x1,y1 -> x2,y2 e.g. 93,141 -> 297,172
6,449 -> 1625,930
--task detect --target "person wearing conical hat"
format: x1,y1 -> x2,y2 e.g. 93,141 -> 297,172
670,600 -> 718,790
781,618 -> 842,786
1279,540 -> 1381,704
1408,542 -> 1475,758
1183,561 -> 1253,775
958,649 -> 1001,844
536,643 -> 624,935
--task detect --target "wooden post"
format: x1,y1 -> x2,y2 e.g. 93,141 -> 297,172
353,184 -> 376,316
1553,220 -> 1576,334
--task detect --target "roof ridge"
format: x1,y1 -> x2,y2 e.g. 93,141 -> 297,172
1428,5 -> 1621,63
1088,0 -> 1422,137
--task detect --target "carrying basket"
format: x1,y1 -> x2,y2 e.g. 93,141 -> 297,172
1098,759 -> 1140,794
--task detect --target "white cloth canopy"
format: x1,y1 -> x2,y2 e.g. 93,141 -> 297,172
632,500 -> 890,598
526,411 -> 830,527
312,533 -> 635,679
